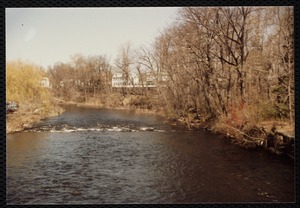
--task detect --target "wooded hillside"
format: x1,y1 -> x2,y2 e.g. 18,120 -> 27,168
147,7 -> 294,127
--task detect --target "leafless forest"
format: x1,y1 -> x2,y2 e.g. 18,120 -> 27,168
7,7 -> 294,135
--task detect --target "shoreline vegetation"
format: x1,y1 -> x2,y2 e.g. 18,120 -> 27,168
6,95 -> 294,159
6,7 -> 294,159
6,104 -> 64,134
75,98 -> 295,159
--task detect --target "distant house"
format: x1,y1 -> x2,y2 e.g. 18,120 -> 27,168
112,72 -> 156,88
40,77 -> 51,88
145,73 -> 156,86
112,73 -> 125,87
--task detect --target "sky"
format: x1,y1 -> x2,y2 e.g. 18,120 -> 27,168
6,7 -> 179,69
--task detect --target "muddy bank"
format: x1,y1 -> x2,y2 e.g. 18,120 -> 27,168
214,123 -> 295,159
6,105 -> 64,134
166,114 -> 295,159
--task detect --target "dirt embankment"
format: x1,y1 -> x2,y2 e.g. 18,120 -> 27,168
167,113 -> 295,159
6,105 -> 64,134
213,121 -> 294,159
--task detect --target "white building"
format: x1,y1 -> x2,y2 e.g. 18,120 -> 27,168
112,72 -> 157,88
40,77 -> 51,88
112,73 -> 125,87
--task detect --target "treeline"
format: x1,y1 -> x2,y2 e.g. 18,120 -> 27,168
47,49 -> 162,109
6,60 -> 52,111
38,6 -> 294,127
47,54 -> 112,102
144,6 -> 294,126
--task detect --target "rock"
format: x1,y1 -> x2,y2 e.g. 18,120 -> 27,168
140,127 -> 155,131
121,128 -> 131,132
22,123 -> 31,128
266,130 -> 294,158
266,133 -> 275,148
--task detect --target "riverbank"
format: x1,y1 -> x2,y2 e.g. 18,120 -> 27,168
167,112 -> 295,159
7,97 -> 295,159
213,121 -> 294,159
6,104 -> 64,134
60,100 -> 295,159
7,105 -> 294,203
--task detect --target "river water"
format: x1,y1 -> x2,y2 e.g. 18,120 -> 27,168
6,105 -> 295,204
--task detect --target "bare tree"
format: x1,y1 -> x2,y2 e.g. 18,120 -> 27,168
271,7 -> 294,123
115,43 -> 134,96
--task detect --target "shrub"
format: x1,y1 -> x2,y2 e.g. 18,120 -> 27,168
6,60 -> 52,110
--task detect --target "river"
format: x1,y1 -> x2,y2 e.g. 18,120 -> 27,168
6,105 -> 295,204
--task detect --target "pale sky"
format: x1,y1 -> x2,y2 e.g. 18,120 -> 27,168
6,7 -> 179,69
